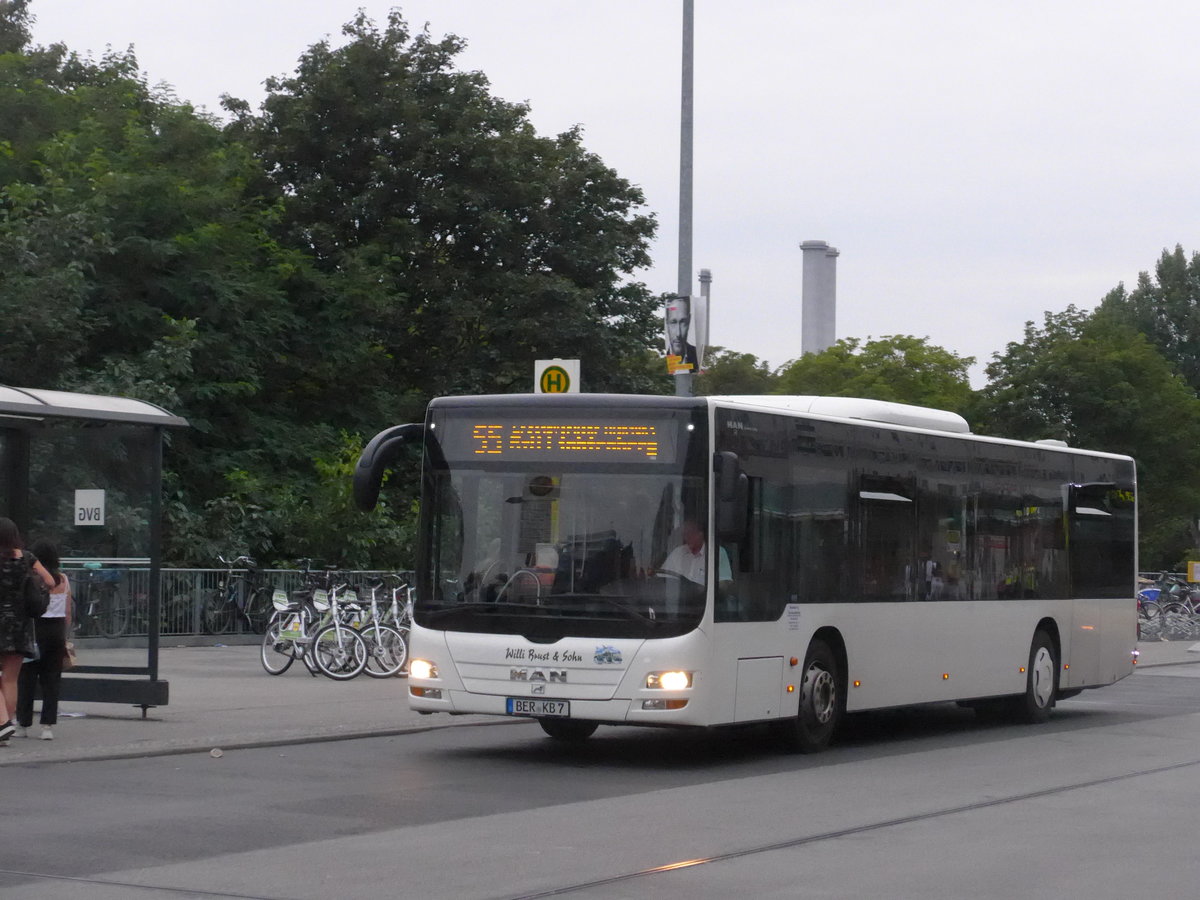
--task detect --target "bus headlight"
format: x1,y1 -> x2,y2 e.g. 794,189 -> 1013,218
410,659 -> 438,680
646,670 -> 692,690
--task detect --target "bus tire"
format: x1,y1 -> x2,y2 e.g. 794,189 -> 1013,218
538,719 -> 598,742
777,639 -> 842,753
1012,629 -> 1057,724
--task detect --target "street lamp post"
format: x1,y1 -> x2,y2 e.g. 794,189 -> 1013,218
675,0 -> 695,397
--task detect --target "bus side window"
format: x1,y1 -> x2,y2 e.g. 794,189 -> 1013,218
858,476 -> 916,602
726,475 -> 790,622
1068,481 -> 1135,599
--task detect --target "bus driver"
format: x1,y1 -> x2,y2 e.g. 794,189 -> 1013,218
660,520 -> 732,585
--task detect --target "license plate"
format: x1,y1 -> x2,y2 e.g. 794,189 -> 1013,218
506,697 -> 570,718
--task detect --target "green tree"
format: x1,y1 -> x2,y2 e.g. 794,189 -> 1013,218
2,11 -> 666,566
1098,244 -> 1200,391
976,308 -> 1200,568
224,10 -> 662,404
693,346 -> 778,395
774,335 -> 975,413
166,433 -> 417,569
0,38 -> 333,564
0,0 -> 31,54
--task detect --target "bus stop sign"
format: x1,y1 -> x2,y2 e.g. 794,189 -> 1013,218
534,359 -> 580,393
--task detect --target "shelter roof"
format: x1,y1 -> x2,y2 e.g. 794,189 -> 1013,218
0,385 -> 189,428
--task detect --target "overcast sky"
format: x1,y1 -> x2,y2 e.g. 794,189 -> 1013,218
28,1 -> 1200,386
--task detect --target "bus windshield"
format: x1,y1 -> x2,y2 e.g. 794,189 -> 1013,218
419,407 -> 708,641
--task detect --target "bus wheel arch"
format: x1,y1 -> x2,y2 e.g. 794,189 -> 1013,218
777,628 -> 846,754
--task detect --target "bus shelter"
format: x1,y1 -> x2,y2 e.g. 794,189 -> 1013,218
0,385 -> 189,713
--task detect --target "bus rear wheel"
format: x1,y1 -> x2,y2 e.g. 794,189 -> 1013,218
777,639 -> 842,753
538,718 -> 598,742
1011,629 -> 1058,724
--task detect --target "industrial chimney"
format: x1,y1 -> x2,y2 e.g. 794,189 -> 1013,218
800,240 -> 839,355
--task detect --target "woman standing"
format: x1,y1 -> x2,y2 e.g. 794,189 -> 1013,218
0,518 -> 55,745
17,540 -> 73,740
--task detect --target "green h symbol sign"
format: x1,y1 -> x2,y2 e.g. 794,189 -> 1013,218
539,365 -> 571,393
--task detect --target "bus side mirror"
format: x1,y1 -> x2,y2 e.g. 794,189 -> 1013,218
353,423 -> 424,511
715,451 -> 748,544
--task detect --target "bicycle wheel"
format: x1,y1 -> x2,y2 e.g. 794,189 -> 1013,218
1160,603 -> 1194,640
311,624 -> 367,681
394,625 -> 410,676
260,615 -> 296,675
243,587 -> 273,634
98,587 -> 131,638
362,624 -> 408,678
1138,601 -> 1162,640
298,642 -> 321,676
202,590 -> 234,634
75,588 -> 98,637
159,576 -> 194,634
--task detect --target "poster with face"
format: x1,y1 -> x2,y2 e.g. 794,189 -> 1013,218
665,295 -> 705,374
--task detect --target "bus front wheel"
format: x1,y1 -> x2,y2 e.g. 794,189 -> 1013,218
777,639 -> 842,753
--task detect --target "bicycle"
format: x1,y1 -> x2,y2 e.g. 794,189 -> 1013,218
260,586 -> 322,676
73,566 -> 132,638
309,580 -> 368,680
261,564 -> 368,679
260,559 -> 332,675
355,577 -> 409,678
202,555 -> 273,634
1139,573 -> 1200,641
384,574 -> 414,675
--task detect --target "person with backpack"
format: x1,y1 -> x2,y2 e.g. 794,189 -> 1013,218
17,540 -> 73,740
0,517 -> 55,745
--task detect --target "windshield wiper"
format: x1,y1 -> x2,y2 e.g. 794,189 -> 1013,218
426,601 -> 544,620
546,592 -> 656,624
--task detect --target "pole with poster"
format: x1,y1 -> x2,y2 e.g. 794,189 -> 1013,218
665,294 -> 706,376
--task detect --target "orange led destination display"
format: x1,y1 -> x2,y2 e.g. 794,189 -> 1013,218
438,418 -> 678,464
474,423 -> 659,458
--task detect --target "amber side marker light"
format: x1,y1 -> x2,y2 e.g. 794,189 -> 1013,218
786,684 -> 794,693
942,673 -> 950,680
853,680 -> 861,688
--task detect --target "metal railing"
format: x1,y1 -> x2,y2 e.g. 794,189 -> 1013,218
64,567 -> 409,639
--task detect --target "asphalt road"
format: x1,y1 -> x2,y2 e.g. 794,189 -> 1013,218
2,662 -> 1200,899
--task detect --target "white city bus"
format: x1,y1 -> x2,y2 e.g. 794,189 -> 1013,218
354,394 -> 1137,751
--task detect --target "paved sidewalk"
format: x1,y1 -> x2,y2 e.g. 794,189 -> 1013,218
0,642 -> 510,767
1,639 -> 1196,766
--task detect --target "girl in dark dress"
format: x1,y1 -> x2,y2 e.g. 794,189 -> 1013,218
0,518 -> 55,744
